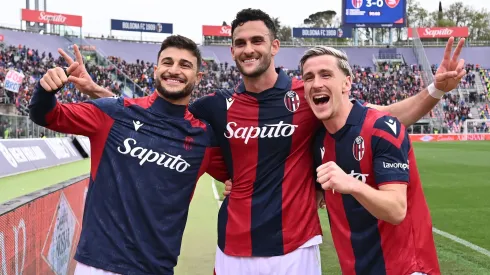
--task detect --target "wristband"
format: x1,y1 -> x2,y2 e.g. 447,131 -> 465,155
428,83 -> 445,99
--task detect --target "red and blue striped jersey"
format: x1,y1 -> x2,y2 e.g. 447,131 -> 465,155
28,83 -> 229,275
189,68 -> 323,256
313,101 -> 440,275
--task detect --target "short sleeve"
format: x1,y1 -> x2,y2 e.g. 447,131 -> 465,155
372,116 -> 410,185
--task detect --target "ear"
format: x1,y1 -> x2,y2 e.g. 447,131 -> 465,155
153,65 -> 158,79
271,38 -> 280,57
344,75 -> 352,95
195,71 -> 203,85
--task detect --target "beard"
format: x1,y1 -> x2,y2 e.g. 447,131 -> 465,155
155,77 -> 195,100
236,54 -> 272,78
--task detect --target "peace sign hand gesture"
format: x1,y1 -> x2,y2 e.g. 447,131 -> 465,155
434,37 -> 467,92
58,45 -> 98,97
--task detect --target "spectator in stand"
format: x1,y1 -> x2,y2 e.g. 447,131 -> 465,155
0,44 -> 122,115
1,43 -> 488,136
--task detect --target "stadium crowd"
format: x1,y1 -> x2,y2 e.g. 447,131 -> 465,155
1,43 -> 489,136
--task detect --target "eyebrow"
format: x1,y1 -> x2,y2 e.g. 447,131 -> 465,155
317,68 -> 334,74
303,68 -> 334,76
233,35 -> 267,43
161,57 -> 194,68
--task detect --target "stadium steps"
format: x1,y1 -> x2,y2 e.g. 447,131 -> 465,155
474,73 -> 486,94
62,36 -> 146,98
470,106 -> 481,119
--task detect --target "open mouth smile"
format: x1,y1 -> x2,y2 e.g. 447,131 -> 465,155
162,77 -> 185,84
312,95 -> 330,105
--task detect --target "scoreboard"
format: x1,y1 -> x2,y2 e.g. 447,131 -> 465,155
342,0 -> 406,28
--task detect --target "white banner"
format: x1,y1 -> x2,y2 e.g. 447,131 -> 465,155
4,70 -> 25,93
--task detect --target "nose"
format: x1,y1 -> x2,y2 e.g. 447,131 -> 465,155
312,76 -> 324,90
167,63 -> 181,75
243,41 -> 255,56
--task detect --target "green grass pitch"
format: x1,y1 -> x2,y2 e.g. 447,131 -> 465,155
1,141 -> 489,274
215,141 -> 490,274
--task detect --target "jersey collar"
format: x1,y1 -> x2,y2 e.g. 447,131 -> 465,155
329,100 -> 366,140
346,99 -> 365,126
148,92 -> 187,117
235,68 -> 290,94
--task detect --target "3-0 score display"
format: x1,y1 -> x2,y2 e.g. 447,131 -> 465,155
342,0 -> 407,28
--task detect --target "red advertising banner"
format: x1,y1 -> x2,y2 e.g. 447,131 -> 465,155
202,25 -> 231,37
410,133 -> 490,142
408,27 -> 469,38
21,9 -> 83,27
0,34 -> 4,42
0,176 -> 89,274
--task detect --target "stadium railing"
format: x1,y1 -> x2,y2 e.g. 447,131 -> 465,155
0,113 -> 65,139
203,39 -> 490,48
3,24 -> 490,48
411,27 -> 445,130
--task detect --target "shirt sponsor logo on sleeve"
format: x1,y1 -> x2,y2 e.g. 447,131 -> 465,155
383,161 -> 409,170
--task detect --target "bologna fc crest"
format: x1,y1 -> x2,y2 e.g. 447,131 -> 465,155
353,136 -> 365,161
385,0 -> 400,8
352,0 -> 363,9
184,136 -> 194,151
284,90 -> 300,112
337,28 -> 344,38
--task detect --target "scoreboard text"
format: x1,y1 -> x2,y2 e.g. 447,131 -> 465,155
342,0 -> 406,28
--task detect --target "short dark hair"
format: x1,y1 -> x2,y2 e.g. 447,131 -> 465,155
231,9 -> 277,41
157,35 -> 202,71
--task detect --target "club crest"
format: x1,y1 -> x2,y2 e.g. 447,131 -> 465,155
352,0 -> 363,9
352,136 -> 365,161
385,0 -> 400,8
184,136 -> 194,151
284,90 -> 300,112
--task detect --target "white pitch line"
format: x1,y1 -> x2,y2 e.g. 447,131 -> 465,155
433,227 -> 490,257
207,181 -> 490,257
211,179 -> 222,207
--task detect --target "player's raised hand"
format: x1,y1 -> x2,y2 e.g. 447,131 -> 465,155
434,37 -> 467,92
223,179 -> 232,196
58,45 -> 97,95
316,161 -> 358,195
40,62 -> 79,92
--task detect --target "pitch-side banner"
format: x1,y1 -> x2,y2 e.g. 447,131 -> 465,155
410,133 -> 490,142
73,136 -> 91,157
21,9 -> 82,27
292,27 -> 353,38
0,138 -> 83,178
408,27 -> 469,38
0,176 -> 89,275
202,25 -> 231,37
111,19 -> 173,33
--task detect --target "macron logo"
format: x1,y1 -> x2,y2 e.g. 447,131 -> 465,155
133,120 -> 143,131
226,98 -> 234,110
384,119 -> 397,135
320,147 -> 325,159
